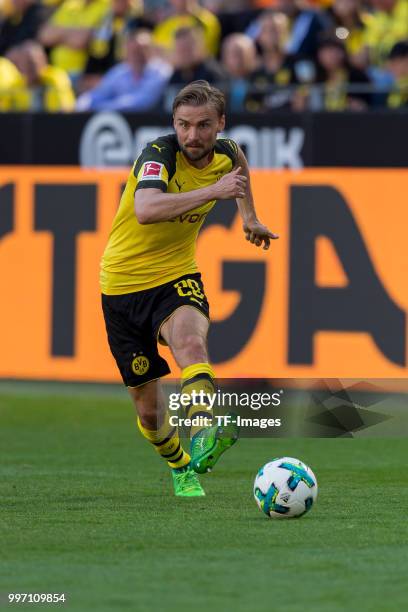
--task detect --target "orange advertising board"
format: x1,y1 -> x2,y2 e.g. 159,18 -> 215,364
0,167 -> 407,381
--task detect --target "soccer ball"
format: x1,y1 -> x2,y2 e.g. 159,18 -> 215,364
254,457 -> 318,518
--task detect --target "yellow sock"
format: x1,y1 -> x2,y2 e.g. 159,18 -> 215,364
137,411 -> 190,469
181,362 -> 215,438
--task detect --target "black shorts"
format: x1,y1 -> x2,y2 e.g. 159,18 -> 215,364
101,273 -> 210,387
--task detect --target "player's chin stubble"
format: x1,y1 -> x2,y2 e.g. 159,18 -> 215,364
180,143 -> 214,162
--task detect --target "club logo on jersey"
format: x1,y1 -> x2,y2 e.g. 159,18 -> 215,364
131,355 -> 150,375
140,161 -> 164,181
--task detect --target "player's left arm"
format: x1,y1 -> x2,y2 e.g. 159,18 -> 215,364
234,145 -> 279,250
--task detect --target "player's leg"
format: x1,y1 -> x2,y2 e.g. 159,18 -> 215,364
160,305 -> 214,436
160,306 -> 238,474
101,293 -> 204,497
129,379 -> 190,467
129,380 -> 205,497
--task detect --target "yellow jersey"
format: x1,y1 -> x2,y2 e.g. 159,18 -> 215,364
100,134 -> 238,295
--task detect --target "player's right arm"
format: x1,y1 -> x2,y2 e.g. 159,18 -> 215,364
135,168 -> 247,224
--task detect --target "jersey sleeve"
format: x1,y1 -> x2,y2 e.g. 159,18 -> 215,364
215,138 -> 239,166
134,140 -> 176,193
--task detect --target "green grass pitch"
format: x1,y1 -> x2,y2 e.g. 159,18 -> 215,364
1,385 -> 407,611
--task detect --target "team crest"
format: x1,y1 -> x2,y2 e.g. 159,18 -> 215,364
131,355 -> 150,375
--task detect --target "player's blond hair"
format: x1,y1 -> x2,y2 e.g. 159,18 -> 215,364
172,80 -> 225,117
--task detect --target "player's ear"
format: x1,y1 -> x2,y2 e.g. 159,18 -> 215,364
218,114 -> 226,133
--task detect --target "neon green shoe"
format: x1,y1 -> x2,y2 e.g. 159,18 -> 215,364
190,413 -> 239,474
171,464 -> 206,497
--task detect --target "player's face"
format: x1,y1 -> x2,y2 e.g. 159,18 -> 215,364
173,104 -> 226,164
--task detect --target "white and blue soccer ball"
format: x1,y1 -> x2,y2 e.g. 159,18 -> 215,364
254,457 -> 318,519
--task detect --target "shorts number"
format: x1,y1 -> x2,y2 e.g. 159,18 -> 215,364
174,278 -> 205,299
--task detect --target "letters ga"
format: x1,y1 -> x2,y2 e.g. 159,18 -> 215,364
0,181 -> 405,366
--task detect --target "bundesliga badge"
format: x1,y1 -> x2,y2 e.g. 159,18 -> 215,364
141,161 -> 164,180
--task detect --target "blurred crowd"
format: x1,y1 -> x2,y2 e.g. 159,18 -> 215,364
0,0 -> 407,112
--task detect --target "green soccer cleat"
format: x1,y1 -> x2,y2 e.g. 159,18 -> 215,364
171,464 -> 206,497
190,413 -> 239,474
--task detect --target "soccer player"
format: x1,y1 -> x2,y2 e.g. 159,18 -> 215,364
100,80 -> 278,497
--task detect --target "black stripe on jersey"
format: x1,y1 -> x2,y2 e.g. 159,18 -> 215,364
135,178 -> 168,191
214,138 -> 239,166
134,134 -> 178,193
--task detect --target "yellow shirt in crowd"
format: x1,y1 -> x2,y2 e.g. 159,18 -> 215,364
0,58 -> 75,111
363,0 -> 408,65
49,0 -> 110,74
0,57 -> 22,110
153,8 -> 221,57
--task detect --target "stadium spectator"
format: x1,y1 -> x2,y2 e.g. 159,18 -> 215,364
76,27 -> 172,110
124,0 -> 168,33
170,26 -> 226,86
293,36 -> 371,110
252,0 -> 277,6
0,54 -> 22,109
80,0 -> 140,92
5,39 -> 75,109
202,1 -> 262,43
202,0 -> 251,9
245,10 -> 299,110
152,0 -> 221,57
386,40 -> 408,107
38,0 -> 110,82
247,0 -> 325,58
161,25 -> 226,111
1,0 -> 407,113
0,0 -> 46,56
362,0 -> 408,67
320,0 -> 367,68
221,33 -> 258,110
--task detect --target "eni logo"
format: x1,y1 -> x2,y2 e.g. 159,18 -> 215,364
131,355 -> 150,375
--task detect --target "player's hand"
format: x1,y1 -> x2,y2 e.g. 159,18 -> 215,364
243,220 -> 279,250
212,167 -> 247,200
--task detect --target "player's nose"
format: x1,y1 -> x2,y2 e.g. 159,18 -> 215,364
188,126 -> 199,140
